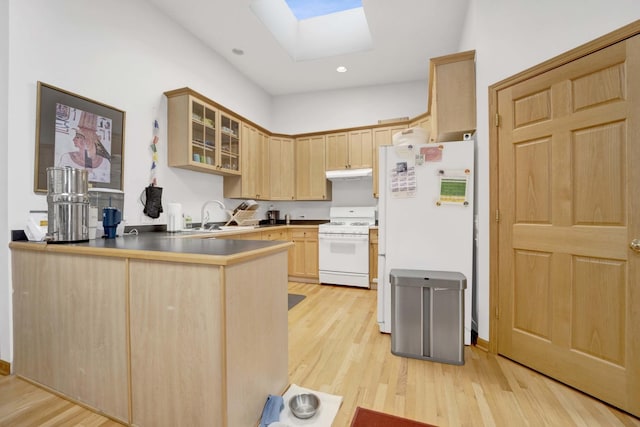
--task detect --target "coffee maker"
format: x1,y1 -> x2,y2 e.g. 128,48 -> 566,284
266,209 -> 280,225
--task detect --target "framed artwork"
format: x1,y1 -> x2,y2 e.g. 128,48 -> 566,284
34,81 -> 126,193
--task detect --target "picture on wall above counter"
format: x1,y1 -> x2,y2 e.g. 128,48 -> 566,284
34,81 -> 125,193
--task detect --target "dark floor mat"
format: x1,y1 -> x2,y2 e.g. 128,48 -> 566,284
288,293 -> 306,310
350,407 -> 437,427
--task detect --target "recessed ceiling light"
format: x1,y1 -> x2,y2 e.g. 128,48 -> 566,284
336,66 -> 348,73
232,48 -> 244,56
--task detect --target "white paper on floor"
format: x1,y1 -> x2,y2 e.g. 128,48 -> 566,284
274,383 -> 343,427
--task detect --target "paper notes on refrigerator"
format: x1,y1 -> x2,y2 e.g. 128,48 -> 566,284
437,169 -> 471,206
421,145 -> 443,162
390,162 -> 417,198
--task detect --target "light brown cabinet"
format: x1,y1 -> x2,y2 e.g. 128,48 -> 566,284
12,251 -> 129,422
128,254 -> 288,427
325,132 -> 349,171
217,230 -> 262,240
369,228 -> 378,289
224,123 -> 270,199
428,50 -> 476,142
409,113 -> 431,133
262,228 -> 290,278
166,89 -> 241,175
11,240 -> 290,427
262,228 -> 288,241
325,129 -> 373,170
289,228 -> 319,279
348,129 -> 373,169
295,135 -> 332,200
269,136 -> 296,200
372,124 -> 408,198
167,50 -> 476,198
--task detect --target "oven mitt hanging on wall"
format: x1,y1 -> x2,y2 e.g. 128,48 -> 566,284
141,185 -> 163,219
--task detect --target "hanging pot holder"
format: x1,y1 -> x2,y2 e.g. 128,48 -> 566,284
140,185 -> 163,219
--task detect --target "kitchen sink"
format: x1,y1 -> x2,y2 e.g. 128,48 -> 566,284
171,225 -> 257,238
216,225 -> 256,231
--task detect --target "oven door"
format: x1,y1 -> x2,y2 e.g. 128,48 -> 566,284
318,232 -> 369,277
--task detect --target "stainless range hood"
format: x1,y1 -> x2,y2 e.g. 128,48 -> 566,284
325,168 -> 373,181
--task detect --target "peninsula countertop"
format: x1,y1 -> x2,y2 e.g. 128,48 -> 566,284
9,231 -> 292,266
11,227 -> 291,426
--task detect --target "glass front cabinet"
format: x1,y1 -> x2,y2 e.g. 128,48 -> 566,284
219,113 -> 240,171
166,88 -> 241,176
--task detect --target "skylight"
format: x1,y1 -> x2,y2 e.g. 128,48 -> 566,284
250,0 -> 372,62
284,0 -> 363,20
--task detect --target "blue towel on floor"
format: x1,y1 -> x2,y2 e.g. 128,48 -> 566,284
259,394 -> 284,427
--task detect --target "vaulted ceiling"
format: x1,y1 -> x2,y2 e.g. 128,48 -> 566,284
146,0 -> 471,95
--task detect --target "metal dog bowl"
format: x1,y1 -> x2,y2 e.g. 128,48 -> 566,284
289,393 -> 320,419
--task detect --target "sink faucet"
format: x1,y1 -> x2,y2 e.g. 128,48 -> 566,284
200,200 -> 226,230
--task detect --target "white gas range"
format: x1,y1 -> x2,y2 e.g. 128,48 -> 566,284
318,206 -> 376,288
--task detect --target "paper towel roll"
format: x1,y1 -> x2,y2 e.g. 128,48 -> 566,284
88,207 -> 98,239
166,203 -> 183,232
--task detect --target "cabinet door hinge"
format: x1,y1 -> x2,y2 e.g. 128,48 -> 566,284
495,209 -> 500,223
495,307 -> 500,319
495,113 -> 500,127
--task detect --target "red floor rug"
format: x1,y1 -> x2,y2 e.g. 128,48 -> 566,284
350,407 -> 438,427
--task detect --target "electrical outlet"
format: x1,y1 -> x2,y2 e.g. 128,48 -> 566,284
139,212 -> 162,225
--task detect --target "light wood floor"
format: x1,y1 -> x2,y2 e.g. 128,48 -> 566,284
2,281 -> 640,426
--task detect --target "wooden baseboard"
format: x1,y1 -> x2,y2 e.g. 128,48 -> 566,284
288,276 -> 319,284
0,359 -> 11,376
475,337 -> 490,352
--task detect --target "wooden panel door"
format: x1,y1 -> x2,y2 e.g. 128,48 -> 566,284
295,135 -> 331,200
496,35 -> 640,416
241,123 -> 260,198
304,229 -> 319,278
130,260 -> 224,427
257,129 -> 270,199
348,129 -> 373,169
325,132 -> 349,170
12,251 -> 129,422
224,124 -> 269,199
429,51 -> 476,142
290,229 -> 319,279
269,136 -> 295,200
290,231 -> 306,277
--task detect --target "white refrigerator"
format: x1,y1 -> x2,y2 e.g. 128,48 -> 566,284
377,139 -> 475,345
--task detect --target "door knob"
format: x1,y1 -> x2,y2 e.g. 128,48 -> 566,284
631,239 -> 640,253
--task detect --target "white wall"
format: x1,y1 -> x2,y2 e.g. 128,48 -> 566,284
7,0 -> 273,230
459,0 -> 640,341
272,80 -> 428,134
2,0 -> 276,364
0,0 -> 9,364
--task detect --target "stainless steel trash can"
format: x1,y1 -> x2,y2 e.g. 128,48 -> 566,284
390,269 -> 466,365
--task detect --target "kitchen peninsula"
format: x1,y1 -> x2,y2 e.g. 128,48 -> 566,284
9,233 -> 291,427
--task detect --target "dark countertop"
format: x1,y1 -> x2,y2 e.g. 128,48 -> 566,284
258,219 -> 329,226
9,232 -> 292,266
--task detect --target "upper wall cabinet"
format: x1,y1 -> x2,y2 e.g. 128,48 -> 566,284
325,132 -> 349,171
325,129 -> 373,170
224,123 -> 270,199
409,113 -> 431,133
165,88 -> 241,176
348,129 -> 373,169
269,136 -> 296,200
428,50 -> 476,142
296,135 -> 332,201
